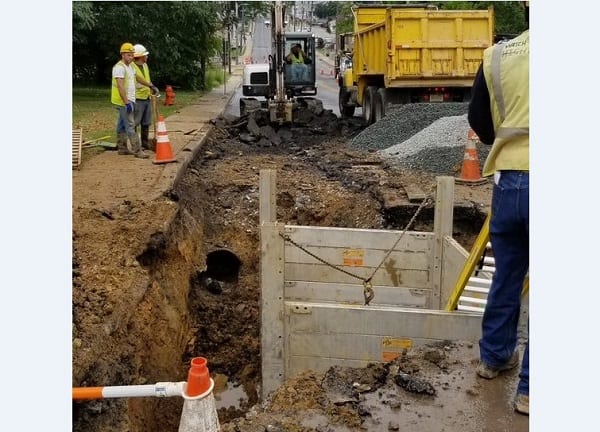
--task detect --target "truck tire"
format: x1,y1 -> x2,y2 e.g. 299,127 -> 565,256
373,88 -> 385,123
338,87 -> 356,118
363,86 -> 378,125
240,99 -> 247,117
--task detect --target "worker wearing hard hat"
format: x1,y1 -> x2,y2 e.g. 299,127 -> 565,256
132,44 -> 159,152
286,43 -> 310,81
111,42 -> 148,158
468,2 -> 529,416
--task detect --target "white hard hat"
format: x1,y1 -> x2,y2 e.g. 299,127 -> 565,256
133,44 -> 149,58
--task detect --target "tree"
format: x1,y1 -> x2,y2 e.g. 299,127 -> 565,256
72,2 -> 222,89
314,2 -> 337,19
335,2 -> 354,34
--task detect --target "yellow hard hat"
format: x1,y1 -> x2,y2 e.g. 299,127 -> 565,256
120,42 -> 135,54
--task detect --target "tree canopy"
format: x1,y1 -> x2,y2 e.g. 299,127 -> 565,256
73,1 -> 527,89
73,1 -> 266,89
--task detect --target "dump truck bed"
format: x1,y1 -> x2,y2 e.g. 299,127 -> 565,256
353,6 -> 494,87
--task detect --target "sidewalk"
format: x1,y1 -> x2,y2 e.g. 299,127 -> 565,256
72,62 -> 244,210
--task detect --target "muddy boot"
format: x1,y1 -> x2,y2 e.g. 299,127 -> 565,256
117,133 -> 133,155
141,125 -> 153,151
130,133 -> 149,159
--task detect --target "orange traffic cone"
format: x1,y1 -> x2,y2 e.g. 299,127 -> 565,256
179,357 -> 220,432
185,357 -> 211,397
456,129 -> 486,185
153,115 -> 176,165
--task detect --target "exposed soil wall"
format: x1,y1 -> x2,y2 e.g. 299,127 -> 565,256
73,195 -> 207,431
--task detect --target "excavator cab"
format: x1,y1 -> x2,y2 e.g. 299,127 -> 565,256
282,33 -> 317,98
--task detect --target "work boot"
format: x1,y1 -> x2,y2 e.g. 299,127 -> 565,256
141,125 -> 153,151
476,351 -> 519,379
514,393 -> 529,415
129,133 -> 148,158
117,133 -> 133,155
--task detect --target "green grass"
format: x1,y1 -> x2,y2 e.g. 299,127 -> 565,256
73,70 -> 230,144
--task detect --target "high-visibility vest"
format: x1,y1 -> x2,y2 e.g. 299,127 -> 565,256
481,30 -> 529,176
290,51 -> 304,64
133,62 -> 152,100
111,61 -> 132,106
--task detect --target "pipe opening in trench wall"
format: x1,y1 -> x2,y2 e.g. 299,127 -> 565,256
190,248 -> 242,294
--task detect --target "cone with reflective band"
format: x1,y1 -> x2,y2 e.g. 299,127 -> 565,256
456,129 -> 486,184
153,115 -> 176,164
179,357 -> 220,432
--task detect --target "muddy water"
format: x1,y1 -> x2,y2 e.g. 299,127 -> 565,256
215,381 -> 249,410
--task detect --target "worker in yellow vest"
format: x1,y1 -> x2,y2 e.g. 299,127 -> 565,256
132,44 -> 159,152
111,42 -> 148,158
286,43 -> 309,81
468,2 -> 529,416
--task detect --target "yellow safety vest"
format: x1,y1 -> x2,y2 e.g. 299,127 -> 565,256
111,60 -> 129,106
481,30 -> 529,176
290,51 -> 304,64
133,62 -> 152,100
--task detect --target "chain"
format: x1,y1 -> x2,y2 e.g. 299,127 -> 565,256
365,195 -> 433,283
279,192 -> 434,306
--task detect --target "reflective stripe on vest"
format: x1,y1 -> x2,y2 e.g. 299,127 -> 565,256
481,30 -> 529,175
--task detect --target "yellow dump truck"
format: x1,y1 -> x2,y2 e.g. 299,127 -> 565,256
338,4 -> 494,124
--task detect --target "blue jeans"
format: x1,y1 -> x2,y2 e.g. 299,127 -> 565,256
134,99 -> 152,128
291,64 -> 308,81
115,105 -> 140,149
479,170 -> 529,396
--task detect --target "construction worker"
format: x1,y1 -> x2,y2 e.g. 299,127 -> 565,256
467,2 -> 529,416
111,42 -> 148,158
132,44 -> 159,152
286,43 -> 310,81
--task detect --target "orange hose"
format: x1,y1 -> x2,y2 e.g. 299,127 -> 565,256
72,387 -> 104,400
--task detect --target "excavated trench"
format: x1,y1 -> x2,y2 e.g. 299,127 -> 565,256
73,115 -> 489,431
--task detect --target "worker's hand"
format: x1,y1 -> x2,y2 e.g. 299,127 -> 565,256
126,101 -> 134,113
151,85 -> 159,95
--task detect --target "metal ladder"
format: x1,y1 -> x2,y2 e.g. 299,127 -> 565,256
445,214 -> 529,313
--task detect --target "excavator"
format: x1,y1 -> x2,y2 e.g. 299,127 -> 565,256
239,1 -> 323,123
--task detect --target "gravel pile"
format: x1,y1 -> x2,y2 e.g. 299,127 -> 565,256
380,115 -> 470,159
385,142 -> 491,175
349,102 -> 469,151
346,102 -> 492,175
